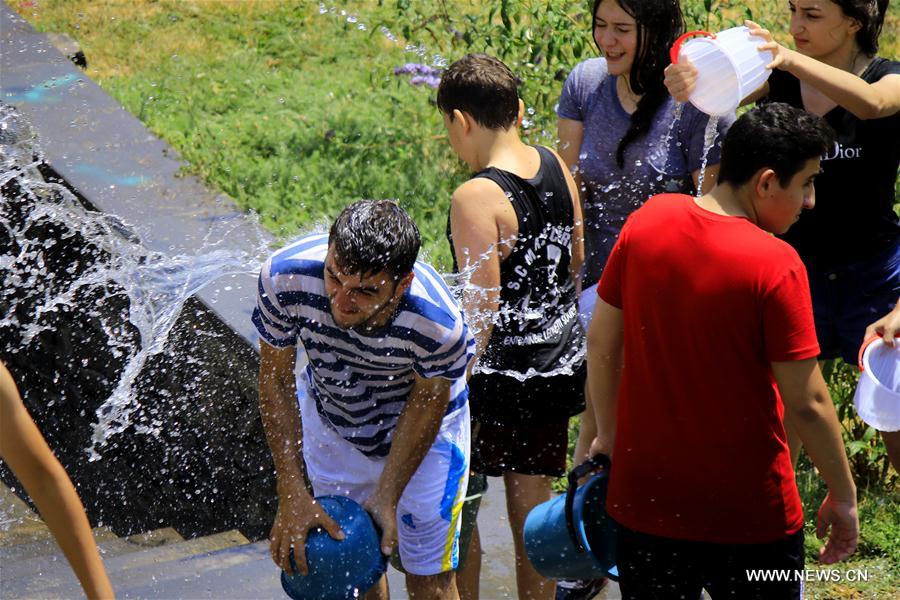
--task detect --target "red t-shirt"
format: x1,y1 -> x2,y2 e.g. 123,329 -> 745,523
597,194 -> 818,544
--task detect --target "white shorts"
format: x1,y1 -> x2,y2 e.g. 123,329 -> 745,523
298,383 -> 470,576
578,282 -> 599,330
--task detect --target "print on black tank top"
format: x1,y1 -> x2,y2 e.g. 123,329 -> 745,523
448,146 -> 585,423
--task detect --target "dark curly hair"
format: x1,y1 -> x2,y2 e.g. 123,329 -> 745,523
329,200 -> 420,280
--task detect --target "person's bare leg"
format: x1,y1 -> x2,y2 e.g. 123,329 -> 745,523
882,430 -> 900,473
365,573 -> 389,600
573,382 -> 596,466
457,522 -> 481,600
407,571 -> 458,600
504,472 -> 555,600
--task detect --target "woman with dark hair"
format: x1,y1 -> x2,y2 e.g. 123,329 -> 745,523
668,0 -> 900,463
557,0 -> 731,333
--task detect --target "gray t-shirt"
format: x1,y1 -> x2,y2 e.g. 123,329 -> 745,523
557,57 -> 733,286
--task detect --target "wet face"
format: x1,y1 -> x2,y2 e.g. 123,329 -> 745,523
788,0 -> 859,58
754,158 -> 821,234
594,0 -> 638,77
323,247 -> 409,330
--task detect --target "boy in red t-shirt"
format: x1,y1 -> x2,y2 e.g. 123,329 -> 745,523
586,103 -> 858,599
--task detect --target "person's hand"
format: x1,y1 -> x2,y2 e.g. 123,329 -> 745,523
816,491 -> 859,564
364,493 -> 398,557
746,20 -> 794,71
664,60 -> 698,103
270,493 -> 344,575
865,300 -> 900,346
364,493 -> 399,557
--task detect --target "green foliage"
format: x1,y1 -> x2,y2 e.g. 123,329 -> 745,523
380,0 -> 592,144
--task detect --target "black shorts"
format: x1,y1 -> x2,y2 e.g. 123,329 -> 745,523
616,525 -> 805,600
468,363 -> 586,425
471,417 -> 571,477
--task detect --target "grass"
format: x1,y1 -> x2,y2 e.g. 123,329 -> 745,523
796,452 -> 900,599
14,0 -> 469,266
13,1 -> 900,597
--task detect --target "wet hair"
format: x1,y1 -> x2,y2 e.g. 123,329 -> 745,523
328,200 -> 420,280
592,0 -> 684,168
717,103 -> 835,187
830,0 -> 888,55
436,53 -> 520,130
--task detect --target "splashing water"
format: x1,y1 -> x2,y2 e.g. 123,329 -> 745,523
2,102 -> 584,469
446,231 -> 585,383
0,105 -> 272,460
650,102 -> 686,178
695,115 -> 720,196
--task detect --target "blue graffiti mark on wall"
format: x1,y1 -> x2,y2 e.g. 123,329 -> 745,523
4,73 -> 81,104
70,163 -> 147,187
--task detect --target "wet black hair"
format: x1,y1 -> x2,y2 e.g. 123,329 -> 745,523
717,103 -> 835,187
591,0 -> 684,168
830,0 -> 888,55
328,200 -> 420,280
436,53 -> 520,130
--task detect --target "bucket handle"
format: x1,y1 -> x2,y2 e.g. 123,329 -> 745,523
669,30 -> 715,65
564,454 -> 612,553
857,335 -> 882,372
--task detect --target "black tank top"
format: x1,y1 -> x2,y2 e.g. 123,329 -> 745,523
448,145 -> 585,377
767,57 -> 900,266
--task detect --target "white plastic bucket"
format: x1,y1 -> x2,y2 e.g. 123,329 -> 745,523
670,27 -> 774,117
854,336 -> 900,432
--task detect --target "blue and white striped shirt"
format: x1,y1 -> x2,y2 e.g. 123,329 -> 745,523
253,234 -> 475,458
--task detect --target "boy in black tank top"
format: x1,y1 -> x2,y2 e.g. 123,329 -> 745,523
437,54 -> 586,600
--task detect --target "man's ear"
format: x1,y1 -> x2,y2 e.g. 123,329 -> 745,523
395,270 -> 415,299
453,109 -> 472,134
516,99 -> 525,128
755,168 -> 778,196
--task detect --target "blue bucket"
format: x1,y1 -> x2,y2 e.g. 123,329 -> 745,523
524,455 -> 618,581
280,495 -> 388,600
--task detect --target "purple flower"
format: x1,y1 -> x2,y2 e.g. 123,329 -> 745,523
393,62 -> 443,86
409,75 -> 441,88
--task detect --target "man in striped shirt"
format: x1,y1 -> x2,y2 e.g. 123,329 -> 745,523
253,200 -> 475,599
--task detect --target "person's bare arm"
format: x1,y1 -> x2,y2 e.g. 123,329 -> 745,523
0,363 -> 114,600
865,296 -> 900,345
557,118 -> 585,196
449,179 -> 506,367
586,299 -> 625,458
749,20 -> 900,120
772,358 -> 858,563
365,374 -> 452,555
558,119 -> 587,293
258,342 -> 343,575
548,148 -> 585,291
